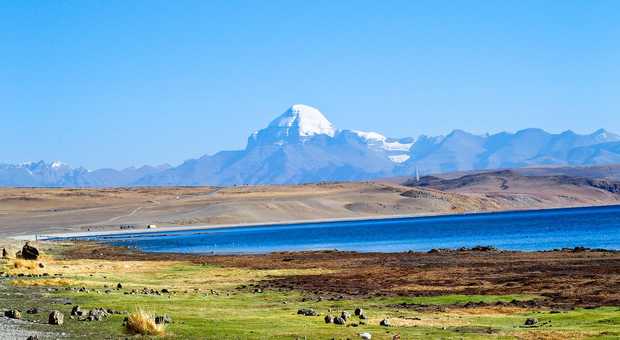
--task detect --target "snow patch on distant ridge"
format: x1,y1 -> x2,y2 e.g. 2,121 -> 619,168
353,130 -> 414,152
388,154 -> 411,163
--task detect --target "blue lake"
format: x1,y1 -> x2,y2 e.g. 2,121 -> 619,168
75,205 -> 620,254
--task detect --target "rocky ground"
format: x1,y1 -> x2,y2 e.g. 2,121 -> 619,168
1,241 -> 620,339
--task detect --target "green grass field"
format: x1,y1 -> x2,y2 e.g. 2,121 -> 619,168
1,246 -> 620,339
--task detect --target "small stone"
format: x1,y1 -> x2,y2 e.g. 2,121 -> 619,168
87,308 -> 108,321
297,308 -> 318,316
155,314 -> 172,324
1,248 -> 8,258
358,332 -> 372,340
26,336 -> 39,340
26,307 -> 39,314
354,308 -> 364,316
341,311 -> 351,321
324,315 -> 334,323
334,316 -> 346,325
71,305 -> 82,316
48,310 -> 64,325
38,262 -> 45,268
116,283 -> 122,289
524,318 -> 538,326
380,319 -> 391,327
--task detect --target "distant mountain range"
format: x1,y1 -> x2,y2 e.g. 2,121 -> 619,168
3,104 -> 620,187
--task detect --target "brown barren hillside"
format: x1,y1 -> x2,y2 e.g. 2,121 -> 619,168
1,166 -> 619,237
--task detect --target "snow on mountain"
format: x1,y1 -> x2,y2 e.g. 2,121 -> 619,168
270,104 -> 337,137
247,104 -> 338,148
51,160 -> 67,169
351,130 -> 413,163
3,104 -> 620,187
388,154 -> 411,163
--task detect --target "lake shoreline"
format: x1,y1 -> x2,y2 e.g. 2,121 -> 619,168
17,202 -> 620,242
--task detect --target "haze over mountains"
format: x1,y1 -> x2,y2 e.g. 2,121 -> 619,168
3,104 -> 620,187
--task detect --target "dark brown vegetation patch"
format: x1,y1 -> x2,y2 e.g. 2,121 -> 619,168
64,242 -> 620,308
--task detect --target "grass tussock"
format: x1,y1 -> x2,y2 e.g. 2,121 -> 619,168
126,309 -> 165,336
12,259 -> 37,270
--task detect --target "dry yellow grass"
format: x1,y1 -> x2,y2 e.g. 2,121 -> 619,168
126,309 -> 165,336
10,278 -> 75,287
12,259 -> 37,270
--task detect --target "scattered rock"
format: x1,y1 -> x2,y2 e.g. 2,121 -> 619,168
2,248 -> 8,258
358,332 -> 372,340
4,309 -> 21,319
524,318 -> 538,326
26,307 -> 39,314
324,315 -> 334,323
333,316 -> 346,325
354,308 -> 364,316
297,308 -> 318,316
360,313 -> 367,320
48,310 -> 64,325
38,262 -> 45,268
116,283 -> 122,289
26,336 -> 39,340
22,242 -> 40,260
341,311 -> 351,321
161,288 -> 170,293
155,314 -> 172,324
380,319 -> 391,327
87,308 -> 108,321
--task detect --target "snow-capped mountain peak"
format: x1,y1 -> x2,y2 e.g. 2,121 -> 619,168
51,160 -> 67,169
269,104 -> 336,137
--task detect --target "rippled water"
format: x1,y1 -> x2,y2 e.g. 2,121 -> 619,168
80,205 -> 620,254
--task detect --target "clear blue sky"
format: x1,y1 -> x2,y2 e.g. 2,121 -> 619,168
2,1 -> 618,169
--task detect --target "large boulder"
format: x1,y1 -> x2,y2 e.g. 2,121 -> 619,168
4,310 -> 21,319
22,243 -> 39,260
48,310 -> 64,325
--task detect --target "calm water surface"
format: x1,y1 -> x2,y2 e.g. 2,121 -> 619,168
78,205 -> 620,254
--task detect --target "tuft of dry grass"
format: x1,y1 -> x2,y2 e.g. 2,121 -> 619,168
126,309 -> 165,336
13,259 -> 37,270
